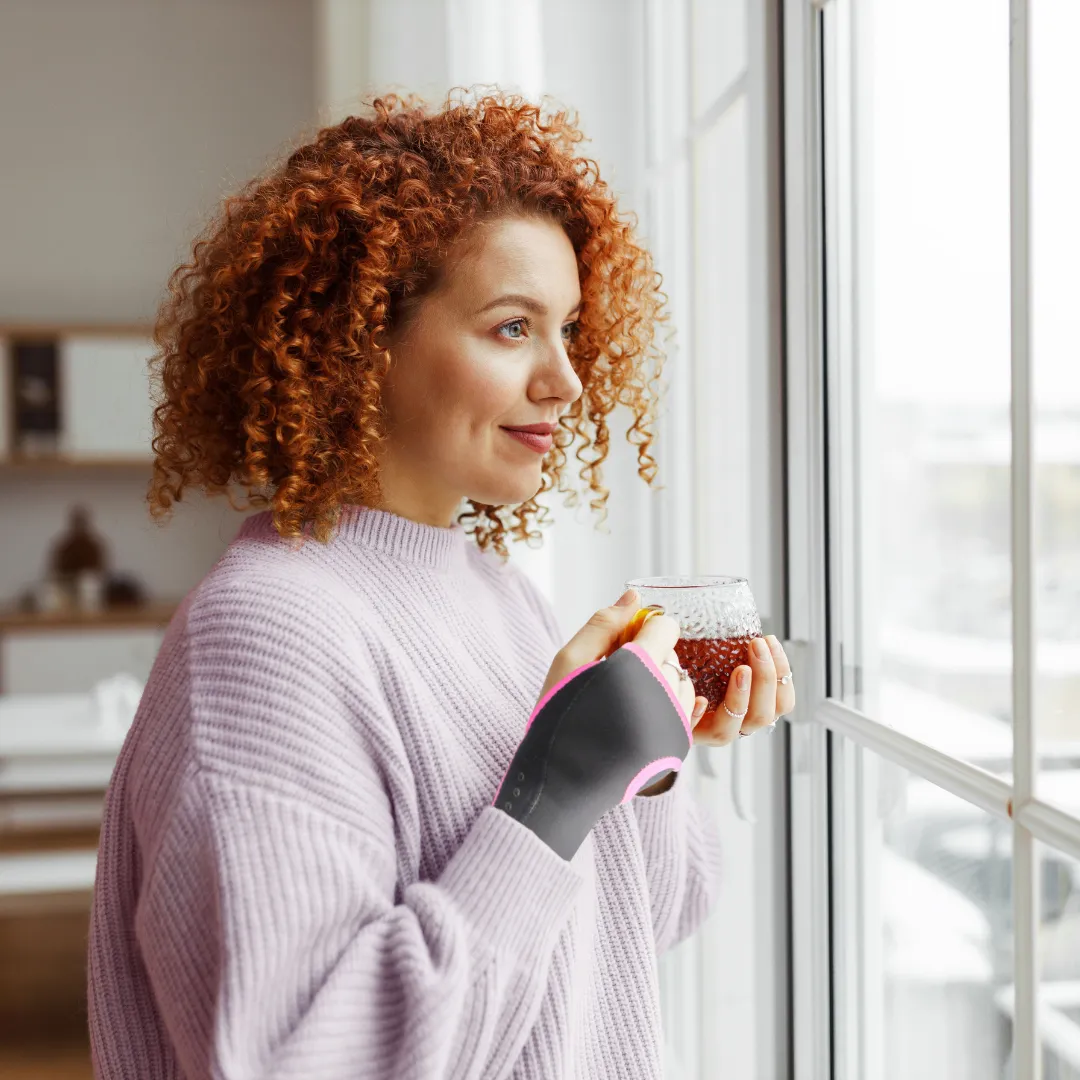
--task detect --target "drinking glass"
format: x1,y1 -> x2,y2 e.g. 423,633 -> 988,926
609,576 -> 764,712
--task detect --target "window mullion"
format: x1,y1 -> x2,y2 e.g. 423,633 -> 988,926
1009,1 -> 1040,1077
782,0 -> 833,1072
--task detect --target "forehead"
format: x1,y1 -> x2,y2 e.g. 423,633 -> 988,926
445,216 -> 577,294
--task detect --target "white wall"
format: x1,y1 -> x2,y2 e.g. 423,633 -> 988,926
0,0 -> 316,325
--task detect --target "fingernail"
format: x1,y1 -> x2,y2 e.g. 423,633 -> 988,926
692,700 -> 706,719
766,634 -> 781,653
616,588 -> 637,607
737,667 -> 750,691
753,637 -> 771,661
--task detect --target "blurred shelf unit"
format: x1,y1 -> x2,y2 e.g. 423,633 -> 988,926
0,323 -> 156,467
0,602 -> 180,695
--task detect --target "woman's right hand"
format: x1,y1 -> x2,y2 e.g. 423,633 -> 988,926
499,586 -> 706,857
538,588 -> 707,728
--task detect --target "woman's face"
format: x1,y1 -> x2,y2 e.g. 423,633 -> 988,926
374,215 -> 585,528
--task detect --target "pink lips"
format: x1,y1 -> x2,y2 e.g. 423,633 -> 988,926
502,428 -> 553,453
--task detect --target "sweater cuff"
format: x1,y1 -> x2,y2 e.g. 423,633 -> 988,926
439,806 -> 587,962
633,767 -> 690,853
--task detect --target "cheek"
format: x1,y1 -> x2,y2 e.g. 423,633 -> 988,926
442,361 -> 520,425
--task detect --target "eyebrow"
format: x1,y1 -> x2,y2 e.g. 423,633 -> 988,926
475,293 -> 582,318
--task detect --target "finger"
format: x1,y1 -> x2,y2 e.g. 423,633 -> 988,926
667,650 -> 700,712
677,664 -> 697,722
656,649 -> 697,726
766,634 -> 797,717
561,590 -> 645,668
693,664 -> 751,746
540,590 -> 650,699
679,677 -> 696,723
691,696 -> 708,728
628,612 -> 681,668
740,635 -> 778,731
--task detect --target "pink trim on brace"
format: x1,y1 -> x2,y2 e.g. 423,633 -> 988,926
621,756 -> 683,803
620,642 -> 693,741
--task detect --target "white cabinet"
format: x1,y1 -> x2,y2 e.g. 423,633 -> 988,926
2,629 -> 164,694
58,335 -> 155,460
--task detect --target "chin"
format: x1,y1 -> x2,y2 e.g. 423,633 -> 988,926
466,471 -> 544,509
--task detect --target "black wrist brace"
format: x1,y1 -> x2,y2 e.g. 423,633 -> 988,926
492,643 -> 693,860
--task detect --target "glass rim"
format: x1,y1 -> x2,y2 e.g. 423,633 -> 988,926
624,575 -> 749,590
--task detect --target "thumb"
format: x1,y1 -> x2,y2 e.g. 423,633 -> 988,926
563,588 -> 641,664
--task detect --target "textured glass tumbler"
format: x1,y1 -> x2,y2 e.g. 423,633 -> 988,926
613,576 -> 764,712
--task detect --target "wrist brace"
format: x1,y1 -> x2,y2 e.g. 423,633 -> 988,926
492,643 -> 693,860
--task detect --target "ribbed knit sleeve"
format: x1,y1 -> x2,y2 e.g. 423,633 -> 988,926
632,770 -> 724,955
128,574 -> 588,1080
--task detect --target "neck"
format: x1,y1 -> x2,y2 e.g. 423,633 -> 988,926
369,454 -> 462,528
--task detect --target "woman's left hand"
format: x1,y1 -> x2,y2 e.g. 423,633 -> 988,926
687,634 -> 796,747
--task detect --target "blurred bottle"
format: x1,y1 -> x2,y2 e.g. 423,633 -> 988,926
50,505 -> 108,611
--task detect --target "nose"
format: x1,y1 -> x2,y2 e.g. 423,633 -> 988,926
544,344 -> 584,406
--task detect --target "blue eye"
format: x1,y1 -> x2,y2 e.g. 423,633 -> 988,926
496,317 -> 579,342
498,318 -> 528,340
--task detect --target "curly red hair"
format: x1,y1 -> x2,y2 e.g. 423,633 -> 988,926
147,88 -> 673,559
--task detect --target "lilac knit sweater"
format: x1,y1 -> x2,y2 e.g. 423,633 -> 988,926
87,505 -> 723,1079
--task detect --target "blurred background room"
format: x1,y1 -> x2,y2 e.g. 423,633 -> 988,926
1,1 -> 1078,1079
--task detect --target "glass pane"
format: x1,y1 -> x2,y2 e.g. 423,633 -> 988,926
1038,843 -> 1080,1079
1033,0 -> 1080,820
838,0 -> 1014,770
839,740 -> 1014,1079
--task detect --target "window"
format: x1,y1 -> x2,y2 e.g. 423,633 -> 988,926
787,1 -> 1080,1077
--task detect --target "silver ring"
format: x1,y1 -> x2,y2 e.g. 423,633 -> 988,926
662,659 -> 690,683
722,700 -> 748,721
779,673 -> 793,685
742,719 -> 780,738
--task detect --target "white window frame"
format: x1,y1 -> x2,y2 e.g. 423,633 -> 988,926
783,2 -> 1080,1079
639,0 -> 791,1077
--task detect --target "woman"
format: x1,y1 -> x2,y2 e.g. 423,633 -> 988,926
87,90 -> 795,1079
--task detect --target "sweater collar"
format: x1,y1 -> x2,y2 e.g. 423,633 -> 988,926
237,504 -> 470,571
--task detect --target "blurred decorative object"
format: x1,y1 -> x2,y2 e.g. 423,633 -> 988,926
91,672 -> 144,736
103,571 -> 145,609
4,576 -> 153,627
49,505 -> 108,611
76,570 -> 106,613
32,579 -> 68,615
10,338 -> 61,457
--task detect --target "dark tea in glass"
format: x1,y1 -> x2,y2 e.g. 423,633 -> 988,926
611,577 -> 764,712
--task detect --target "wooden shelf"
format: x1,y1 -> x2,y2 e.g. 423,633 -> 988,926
0,601 -> 180,633
0,324 -> 153,338
0,456 -> 153,472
